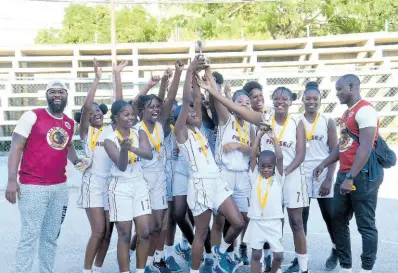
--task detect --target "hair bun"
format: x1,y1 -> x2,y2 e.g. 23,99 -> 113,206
73,112 -> 82,124
305,81 -> 319,90
99,103 -> 108,115
291,93 -> 298,101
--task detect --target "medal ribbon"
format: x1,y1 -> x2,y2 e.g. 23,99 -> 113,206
271,114 -> 291,143
257,174 -> 272,210
304,113 -> 320,142
115,130 -> 136,165
170,124 -> 179,155
234,117 -> 248,145
192,129 -> 208,158
142,122 -> 161,153
90,126 -> 104,151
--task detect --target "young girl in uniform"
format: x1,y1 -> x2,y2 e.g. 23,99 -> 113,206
203,83 -> 309,273
135,63 -> 181,273
301,82 -> 338,271
175,57 -> 245,273
244,126 -> 284,273
104,100 -> 153,273
75,60 -> 114,273
213,89 -> 255,267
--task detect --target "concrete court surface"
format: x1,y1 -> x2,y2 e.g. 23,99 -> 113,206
0,166 -> 397,273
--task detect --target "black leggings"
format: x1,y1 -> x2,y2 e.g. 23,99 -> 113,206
302,198 -> 335,244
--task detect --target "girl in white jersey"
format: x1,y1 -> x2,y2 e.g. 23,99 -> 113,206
204,84 -> 310,273
104,100 -> 153,273
135,65 -> 181,272
176,58 -> 245,273
75,60 -> 115,273
300,82 -> 338,271
213,89 -> 255,266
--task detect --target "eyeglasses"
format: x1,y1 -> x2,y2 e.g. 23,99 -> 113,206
47,89 -> 67,96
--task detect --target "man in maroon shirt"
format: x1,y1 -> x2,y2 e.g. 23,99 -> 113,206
5,81 -> 91,273
314,74 -> 381,273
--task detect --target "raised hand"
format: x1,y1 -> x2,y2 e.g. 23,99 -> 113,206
93,58 -> 102,80
148,75 -> 161,87
196,73 -> 215,91
188,54 -> 209,72
224,83 -> 231,96
162,68 -> 173,81
113,60 -> 129,73
175,60 -> 184,72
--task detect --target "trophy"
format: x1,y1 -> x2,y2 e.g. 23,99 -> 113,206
260,106 -> 275,132
195,29 -> 210,65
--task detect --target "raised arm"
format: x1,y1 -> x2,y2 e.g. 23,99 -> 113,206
79,59 -> 102,140
270,130 -> 284,176
159,62 -> 184,126
112,60 -> 129,101
132,76 -> 161,103
250,128 -> 263,171
175,56 -> 206,143
285,120 -> 306,175
203,68 -> 229,126
192,71 -> 203,128
158,68 -> 173,101
198,73 -> 262,126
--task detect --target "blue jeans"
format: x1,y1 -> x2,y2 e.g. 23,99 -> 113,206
332,171 -> 382,270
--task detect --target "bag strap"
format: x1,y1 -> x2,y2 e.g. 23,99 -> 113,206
344,111 -> 360,144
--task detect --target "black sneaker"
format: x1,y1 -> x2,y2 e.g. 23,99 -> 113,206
325,248 -> 338,271
239,245 -> 250,265
284,258 -> 299,273
153,259 -> 172,273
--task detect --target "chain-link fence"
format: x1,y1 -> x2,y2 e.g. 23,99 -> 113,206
1,68 -> 398,155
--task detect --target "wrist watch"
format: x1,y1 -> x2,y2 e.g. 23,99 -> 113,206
345,172 -> 353,180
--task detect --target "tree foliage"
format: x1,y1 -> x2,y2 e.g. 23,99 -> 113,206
35,0 -> 398,44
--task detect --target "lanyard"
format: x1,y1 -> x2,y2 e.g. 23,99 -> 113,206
234,117 -> 248,145
192,128 -> 208,158
257,174 -> 272,210
115,129 -> 136,165
142,122 -> 161,153
271,114 -> 291,143
304,113 -> 320,143
89,126 -> 103,151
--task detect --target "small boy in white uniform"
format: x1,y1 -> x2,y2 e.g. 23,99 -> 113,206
244,126 -> 284,273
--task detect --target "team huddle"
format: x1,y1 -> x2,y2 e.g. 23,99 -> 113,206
7,54 -> 389,273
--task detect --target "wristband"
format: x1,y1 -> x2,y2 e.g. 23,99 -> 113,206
73,159 -> 80,166
345,172 -> 353,180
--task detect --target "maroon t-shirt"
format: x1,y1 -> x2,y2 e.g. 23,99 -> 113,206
18,108 -> 75,185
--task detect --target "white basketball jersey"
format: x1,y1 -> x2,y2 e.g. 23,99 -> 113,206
247,166 -> 284,220
260,116 -> 299,167
84,125 -> 113,177
136,121 -> 165,171
106,128 -> 144,179
178,127 -> 220,179
301,113 -> 330,173
216,114 -> 251,171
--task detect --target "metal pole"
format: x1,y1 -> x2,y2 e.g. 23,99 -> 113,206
110,0 -> 117,100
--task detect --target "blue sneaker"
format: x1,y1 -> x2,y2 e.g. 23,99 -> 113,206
212,245 -> 230,273
200,258 -> 214,273
228,259 -> 243,273
165,256 -> 183,272
174,244 -> 191,264
145,265 -> 159,273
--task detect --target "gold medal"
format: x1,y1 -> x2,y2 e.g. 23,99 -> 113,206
192,128 -> 208,159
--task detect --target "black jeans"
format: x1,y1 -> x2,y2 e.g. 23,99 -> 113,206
333,171 -> 382,270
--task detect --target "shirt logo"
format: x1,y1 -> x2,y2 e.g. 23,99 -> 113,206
339,131 -> 353,152
47,127 -> 69,150
348,111 -> 354,118
64,121 -> 71,130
